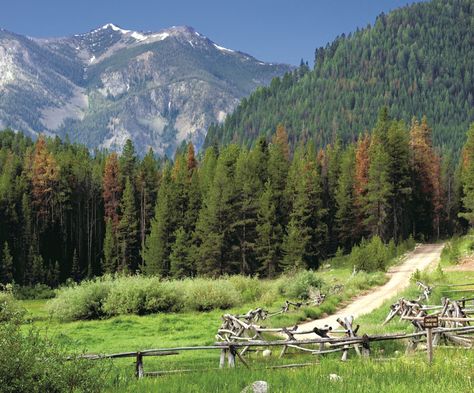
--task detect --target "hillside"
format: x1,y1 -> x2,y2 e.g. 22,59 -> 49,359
205,0 -> 473,151
0,24 -> 291,155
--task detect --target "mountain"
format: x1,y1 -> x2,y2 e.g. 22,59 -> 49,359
205,0 -> 473,152
0,24 -> 291,155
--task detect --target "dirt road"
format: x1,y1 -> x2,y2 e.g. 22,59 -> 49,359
293,243 -> 444,337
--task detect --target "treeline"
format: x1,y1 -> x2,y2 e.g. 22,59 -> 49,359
0,113 -> 470,285
205,0 -> 473,152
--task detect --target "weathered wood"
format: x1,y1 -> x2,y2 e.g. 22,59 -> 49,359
228,346 -> 236,368
426,328 -> 433,364
219,349 -> 227,368
135,352 -> 144,379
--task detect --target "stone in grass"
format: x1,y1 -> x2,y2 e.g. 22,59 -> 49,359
241,381 -> 269,393
262,349 -> 272,357
329,373 -> 343,382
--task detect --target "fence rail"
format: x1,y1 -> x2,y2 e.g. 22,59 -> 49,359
74,324 -> 474,378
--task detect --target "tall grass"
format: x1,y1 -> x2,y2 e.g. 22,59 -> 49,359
440,232 -> 474,265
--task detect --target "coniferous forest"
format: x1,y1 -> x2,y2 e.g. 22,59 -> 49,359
205,0 -> 473,153
1,109 -> 473,287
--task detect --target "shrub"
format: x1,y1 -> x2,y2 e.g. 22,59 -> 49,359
350,236 -> 408,272
12,284 -> 55,300
183,278 -> 241,311
280,270 -> 324,300
441,236 -> 462,264
228,275 -> 264,303
0,289 -> 24,322
103,276 -> 184,316
47,278 -> 113,321
0,315 -> 108,392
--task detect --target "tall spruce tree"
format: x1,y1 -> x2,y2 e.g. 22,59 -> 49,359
1,242 -> 13,284
142,167 -> 174,275
255,181 -> 282,277
118,178 -> 139,272
169,227 -> 193,278
335,146 -> 356,251
103,219 -> 118,274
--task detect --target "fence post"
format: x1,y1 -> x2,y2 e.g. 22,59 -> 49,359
135,352 -> 144,378
426,328 -> 433,364
228,346 -> 236,368
219,349 -> 227,368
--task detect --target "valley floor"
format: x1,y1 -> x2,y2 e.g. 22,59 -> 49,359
20,241 -> 474,392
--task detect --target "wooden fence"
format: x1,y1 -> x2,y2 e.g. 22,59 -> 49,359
75,323 -> 474,378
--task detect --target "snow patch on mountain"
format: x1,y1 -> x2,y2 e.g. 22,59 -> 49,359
213,43 -> 235,53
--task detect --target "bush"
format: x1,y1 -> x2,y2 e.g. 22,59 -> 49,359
279,270 -> 324,300
0,316 -> 108,392
12,284 -> 56,300
0,288 -> 24,322
349,235 -> 416,273
183,278 -> 241,311
441,236 -> 463,264
103,276 -> 184,316
228,275 -> 264,303
47,278 -> 113,321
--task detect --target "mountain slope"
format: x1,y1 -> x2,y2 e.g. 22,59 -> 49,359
205,0 -> 473,151
0,24 -> 291,155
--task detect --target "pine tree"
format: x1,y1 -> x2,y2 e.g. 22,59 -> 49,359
1,242 -> 13,284
354,134 -> 370,238
119,139 -> 137,185
255,181 -> 281,277
195,145 -> 239,276
410,116 -> 442,237
71,248 -> 81,282
233,149 -> 259,274
31,135 -> 60,225
169,227 -> 192,278
118,177 -> 139,272
282,151 -> 326,269
103,153 -> 122,226
335,146 -> 356,251
142,167 -> 174,276
364,136 -> 392,239
386,121 -> 411,240
137,148 -> 158,256
103,219 -> 118,274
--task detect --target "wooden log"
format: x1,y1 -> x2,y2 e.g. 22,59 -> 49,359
219,349 -> 227,368
361,334 -> 371,358
228,346 -> 235,368
135,352 -> 144,379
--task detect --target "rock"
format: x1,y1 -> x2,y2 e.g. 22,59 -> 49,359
329,373 -> 343,382
262,349 -> 272,357
241,381 -> 268,393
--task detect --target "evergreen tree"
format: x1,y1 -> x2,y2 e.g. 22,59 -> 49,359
142,167 -> 174,275
118,177 -> 139,272
103,153 -> 122,225
195,145 -> 240,276
119,139 -> 137,185
364,136 -> 392,239
169,227 -> 192,278
71,248 -> 80,282
1,242 -> 13,284
255,181 -> 281,277
137,148 -> 159,256
335,146 -> 356,251
103,219 -> 118,274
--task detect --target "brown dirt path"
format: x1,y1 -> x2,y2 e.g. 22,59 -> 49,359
293,243 -> 444,338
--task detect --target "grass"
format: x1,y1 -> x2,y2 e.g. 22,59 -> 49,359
19,243 -> 474,392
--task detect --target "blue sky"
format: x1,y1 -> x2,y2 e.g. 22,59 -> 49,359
0,0 -> 423,65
